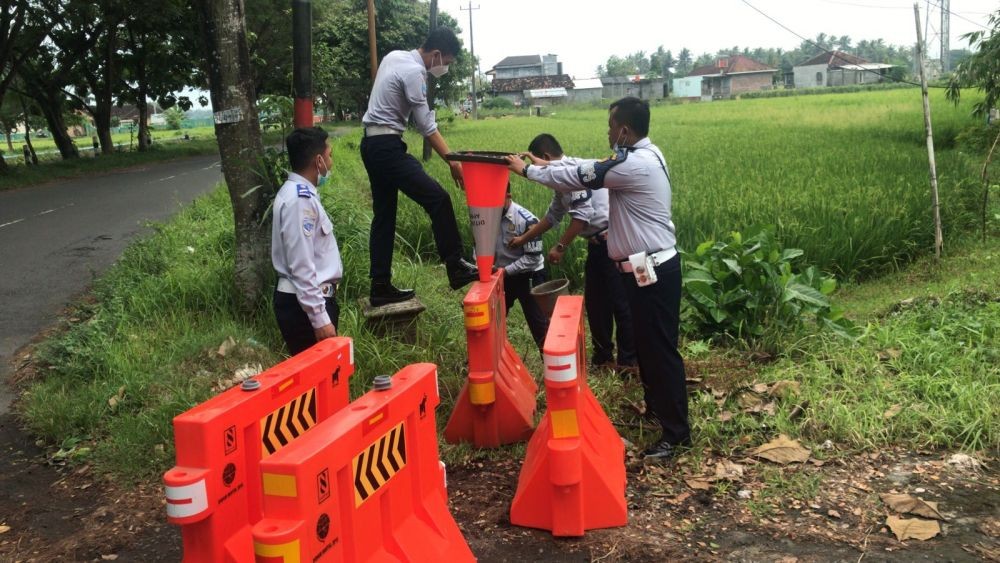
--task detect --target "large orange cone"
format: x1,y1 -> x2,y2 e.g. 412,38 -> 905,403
444,270 -> 537,448
447,151 -> 510,282
510,295 -> 627,536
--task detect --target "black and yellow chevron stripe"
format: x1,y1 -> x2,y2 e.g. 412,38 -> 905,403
260,388 -> 317,457
353,422 -> 407,506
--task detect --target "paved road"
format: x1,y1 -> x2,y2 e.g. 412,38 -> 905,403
0,154 -> 223,413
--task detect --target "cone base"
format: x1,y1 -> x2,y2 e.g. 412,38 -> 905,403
476,256 -> 494,283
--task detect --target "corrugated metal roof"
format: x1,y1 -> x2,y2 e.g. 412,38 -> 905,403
492,55 -> 541,68
797,50 -> 869,68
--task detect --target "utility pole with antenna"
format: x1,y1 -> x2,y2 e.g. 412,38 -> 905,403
461,1 -> 480,120
940,0 -> 950,72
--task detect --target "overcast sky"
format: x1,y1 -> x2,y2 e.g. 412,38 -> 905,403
436,0 -> 998,78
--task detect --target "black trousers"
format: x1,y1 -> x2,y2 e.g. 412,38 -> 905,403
585,239 -> 637,367
504,270 -> 550,350
360,134 -> 463,282
273,289 -> 340,356
621,254 -> 691,446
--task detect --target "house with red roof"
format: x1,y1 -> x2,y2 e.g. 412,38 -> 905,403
792,51 -> 894,88
686,55 -> 777,100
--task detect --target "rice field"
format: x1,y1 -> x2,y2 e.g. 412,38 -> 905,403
392,88 -> 985,282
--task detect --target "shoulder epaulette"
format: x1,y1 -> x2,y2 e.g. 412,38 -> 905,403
296,184 -> 312,198
577,148 -> 628,189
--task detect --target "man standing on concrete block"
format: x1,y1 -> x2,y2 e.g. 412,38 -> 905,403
360,27 -> 479,307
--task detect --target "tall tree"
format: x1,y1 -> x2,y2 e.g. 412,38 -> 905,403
0,0 -> 46,172
947,7 -> 1000,117
194,0 -> 274,310
119,0 -> 202,151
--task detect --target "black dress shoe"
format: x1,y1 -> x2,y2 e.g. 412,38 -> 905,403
642,440 -> 682,460
446,257 -> 479,290
370,280 -> 415,306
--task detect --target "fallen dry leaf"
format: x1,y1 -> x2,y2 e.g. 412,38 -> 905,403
0,525 -> 10,534
714,460 -> 745,480
877,348 -> 902,362
738,392 -> 764,411
768,380 -> 801,398
217,336 -> 238,357
717,410 -> 733,422
667,492 -> 692,505
685,477 -> 714,490
886,515 -> 940,541
880,493 -> 945,520
828,509 -> 841,519
752,382 -> 769,394
883,404 -> 903,419
752,435 -> 811,464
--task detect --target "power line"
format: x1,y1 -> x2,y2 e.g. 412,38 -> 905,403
740,0 -> 947,89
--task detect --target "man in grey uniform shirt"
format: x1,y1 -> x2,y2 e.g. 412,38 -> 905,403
361,27 -> 478,306
272,127 -> 342,355
512,133 -> 636,371
506,97 -> 690,460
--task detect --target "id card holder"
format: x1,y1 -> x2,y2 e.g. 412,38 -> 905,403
628,251 -> 658,287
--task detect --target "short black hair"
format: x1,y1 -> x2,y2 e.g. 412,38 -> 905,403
422,27 -> 461,57
527,133 -> 563,158
285,127 -> 329,172
609,97 -> 650,137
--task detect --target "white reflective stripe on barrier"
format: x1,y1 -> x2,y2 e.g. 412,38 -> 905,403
349,339 -> 355,366
165,479 -> 209,519
440,460 -> 448,489
544,353 -> 577,382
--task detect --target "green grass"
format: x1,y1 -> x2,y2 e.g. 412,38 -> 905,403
416,89 -> 988,283
17,90 -> 1000,482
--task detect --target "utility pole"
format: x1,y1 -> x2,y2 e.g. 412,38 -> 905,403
914,3 -> 944,260
423,0 -> 438,161
940,0 -> 950,72
292,0 -> 313,128
461,1 -> 479,120
367,0 -> 378,81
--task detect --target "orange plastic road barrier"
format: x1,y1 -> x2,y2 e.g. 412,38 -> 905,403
510,296 -> 627,537
445,270 -> 537,448
164,338 -> 355,562
251,363 -> 474,562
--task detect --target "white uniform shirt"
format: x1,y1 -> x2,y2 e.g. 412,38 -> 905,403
526,138 -> 675,261
271,172 -> 343,328
543,156 -> 609,238
362,50 -> 438,137
494,201 -> 544,276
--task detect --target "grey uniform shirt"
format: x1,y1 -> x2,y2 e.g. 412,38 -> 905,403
362,50 -> 438,137
271,173 -> 343,329
526,137 -> 676,262
494,201 -> 544,276
543,156 -> 609,238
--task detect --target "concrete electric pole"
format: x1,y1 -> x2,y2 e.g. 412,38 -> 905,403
461,1 -> 480,120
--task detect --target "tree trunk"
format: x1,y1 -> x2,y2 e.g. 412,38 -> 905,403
35,96 -> 78,160
24,129 -> 37,165
93,102 -> 114,154
195,0 -> 274,313
136,61 -> 151,152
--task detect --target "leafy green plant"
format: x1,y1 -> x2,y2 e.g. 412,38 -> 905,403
681,226 -> 858,341
481,96 -> 514,110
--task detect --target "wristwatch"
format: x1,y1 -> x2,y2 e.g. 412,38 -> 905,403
521,164 -> 530,178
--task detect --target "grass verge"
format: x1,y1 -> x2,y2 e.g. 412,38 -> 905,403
15,94 -> 1000,483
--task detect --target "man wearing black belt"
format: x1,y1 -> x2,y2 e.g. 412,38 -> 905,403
271,127 -> 342,355
511,133 -> 636,371
360,27 -> 478,306
505,97 -> 690,460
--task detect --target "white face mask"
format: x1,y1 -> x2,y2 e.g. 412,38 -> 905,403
317,157 -> 330,187
429,52 -> 449,78
612,129 -> 627,151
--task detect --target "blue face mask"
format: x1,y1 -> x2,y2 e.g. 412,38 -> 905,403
317,158 -> 330,187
